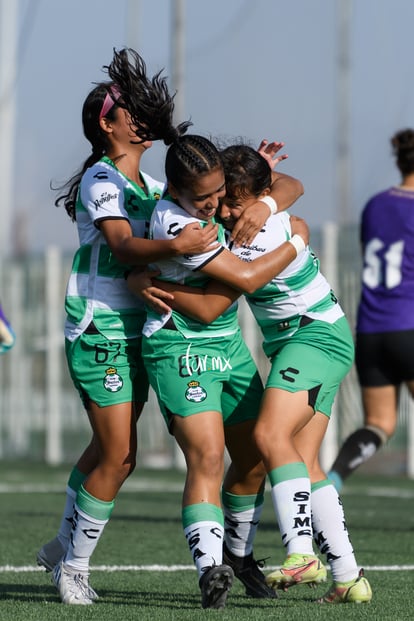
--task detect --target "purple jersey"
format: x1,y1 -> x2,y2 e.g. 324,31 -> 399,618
357,187 -> 414,333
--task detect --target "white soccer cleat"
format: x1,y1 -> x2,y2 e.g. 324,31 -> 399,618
52,560 -> 97,605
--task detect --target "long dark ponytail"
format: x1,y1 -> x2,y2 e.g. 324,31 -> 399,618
105,47 -> 191,144
107,49 -> 223,191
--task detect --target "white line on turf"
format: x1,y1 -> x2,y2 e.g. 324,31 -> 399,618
1,564 -> 414,573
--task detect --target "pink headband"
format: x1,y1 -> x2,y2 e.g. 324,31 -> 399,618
99,86 -> 121,120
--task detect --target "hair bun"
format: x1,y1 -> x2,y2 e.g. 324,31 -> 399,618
164,127 -> 180,146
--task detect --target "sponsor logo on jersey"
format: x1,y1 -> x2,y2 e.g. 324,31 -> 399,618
179,344 -> 233,377
93,190 -> 119,210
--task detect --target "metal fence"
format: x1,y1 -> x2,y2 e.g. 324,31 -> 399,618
1,224 -> 413,476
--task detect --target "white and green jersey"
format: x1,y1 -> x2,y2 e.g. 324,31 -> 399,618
65,156 -> 165,341
143,197 -> 239,338
229,211 -> 344,350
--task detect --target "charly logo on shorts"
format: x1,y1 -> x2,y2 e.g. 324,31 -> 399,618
103,367 -> 123,392
185,380 -> 207,403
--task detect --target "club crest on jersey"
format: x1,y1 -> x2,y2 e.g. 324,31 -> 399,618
185,380 -> 207,403
103,367 -> 123,392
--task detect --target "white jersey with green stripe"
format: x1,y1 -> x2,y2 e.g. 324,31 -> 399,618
64,156 -> 165,341
143,198 -> 239,338
228,211 -> 344,345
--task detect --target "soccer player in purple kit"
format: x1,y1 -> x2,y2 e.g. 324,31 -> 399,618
329,128 -> 414,491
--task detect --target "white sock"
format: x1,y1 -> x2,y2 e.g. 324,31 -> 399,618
269,463 -> 314,555
184,521 -> 224,578
311,481 -> 358,582
56,466 -> 88,548
65,505 -> 108,572
222,489 -> 264,557
223,504 -> 263,557
64,485 -> 114,573
56,485 -> 77,547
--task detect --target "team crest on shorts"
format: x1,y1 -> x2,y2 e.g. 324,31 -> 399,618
103,367 -> 123,392
185,380 -> 207,403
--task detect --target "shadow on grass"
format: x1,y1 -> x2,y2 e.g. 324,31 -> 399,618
0,581 -> 315,610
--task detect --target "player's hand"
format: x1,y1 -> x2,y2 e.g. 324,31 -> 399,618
173,220 -> 220,255
230,201 -> 270,247
290,215 -> 309,246
127,269 -> 174,315
257,138 -> 288,170
0,306 -> 15,354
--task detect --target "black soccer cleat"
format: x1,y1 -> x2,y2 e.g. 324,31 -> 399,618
199,564 -> 234,609
223,542 -> 278,599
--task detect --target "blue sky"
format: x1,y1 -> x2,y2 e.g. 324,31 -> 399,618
5,0 -> 414,253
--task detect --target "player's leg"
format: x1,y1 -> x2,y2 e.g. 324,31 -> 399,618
223,419 -> 277,598
293,331 -> 372,604
219,339 -> 277,599
223,418 -> 265,557
328,331 -> 401,491
53,399 -> 137,605
261,317 -> 354,591
221,338 -> 265,562
173,411 -> 234,609
295,413 -> 370,600
37,402 -> 144,572
52,334 -> 144,604
142,329 -> 235,609
38,334 -> 146,576
255,386 -> 324,590
311,479 -> 372,604
36,449 -> 93,572
328,386 -> 395,492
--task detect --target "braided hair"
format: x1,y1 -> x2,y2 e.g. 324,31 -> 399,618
165,134 -> 223,191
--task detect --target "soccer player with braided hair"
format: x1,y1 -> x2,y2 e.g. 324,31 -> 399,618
121,119 -> 311,607
106,47 -> 299,246
134,144 -> 372,605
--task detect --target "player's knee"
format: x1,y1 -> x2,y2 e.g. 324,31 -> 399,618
189,447 -> 224,478
111,452 -> 137,482
253,423 -> 273,458
242,461 -> 267,489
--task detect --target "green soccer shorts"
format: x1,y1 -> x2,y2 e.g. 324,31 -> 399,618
65,333 -> 149,409
265,316 -> 354,417
142,327 -> 264,431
